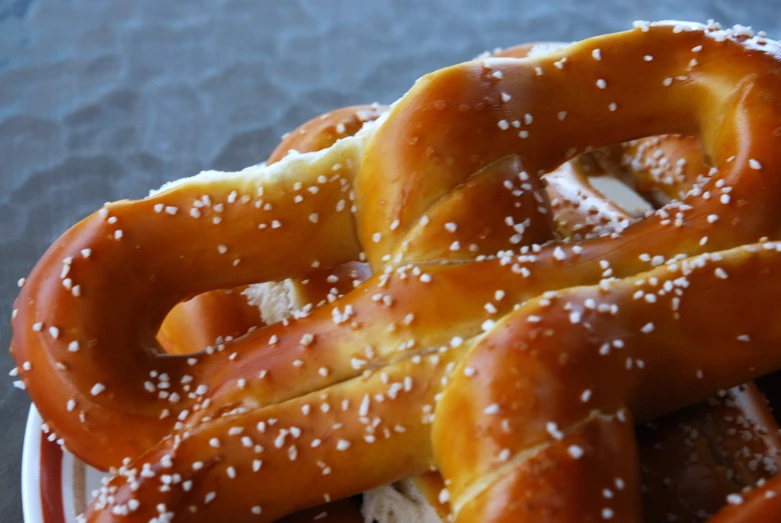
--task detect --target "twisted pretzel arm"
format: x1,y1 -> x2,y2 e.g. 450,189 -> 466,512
434,242 -> 781,522
495,42 -> 715,218
357,22 -> 781,269
493,42 -> 781,522
84,333 -> 467,522
386,154 -> 555,264
494,43 -> 635,240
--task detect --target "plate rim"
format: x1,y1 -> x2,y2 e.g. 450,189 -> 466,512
22,405 -> 68,523
22,405 -> 45,523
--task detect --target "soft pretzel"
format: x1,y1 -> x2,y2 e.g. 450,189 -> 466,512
433,241 -> 781,521
154,96 -> 646,518
157,106 -> 385,355
11,21 -> 781,522
488,41 -> 781,523
152,99 -> 630,521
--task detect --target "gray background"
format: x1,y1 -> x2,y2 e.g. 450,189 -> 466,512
0,0 -> 777,520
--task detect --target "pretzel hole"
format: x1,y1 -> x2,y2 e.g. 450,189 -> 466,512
588,176 -> 652,217
157,264 -> 372,355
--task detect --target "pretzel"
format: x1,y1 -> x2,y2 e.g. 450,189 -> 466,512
11,21 -> 781,522
399,39 -> 781,522
157,106 -> 384,355
146,102 -> 556,523
483,41 -> 781,522
433,241 -> 781,521
154,90 -> 631,357
153,99 -> 642,519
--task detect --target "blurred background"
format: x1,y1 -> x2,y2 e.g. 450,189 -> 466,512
0,0 -> 777,519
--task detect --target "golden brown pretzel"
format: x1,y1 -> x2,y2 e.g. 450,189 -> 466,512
11,21 -> 781,522
157,106 -> 385,355
161,103 -> 743,522
499,41 -> 781,523
433,242 -> 781,522
152,100 -> 624,521
154,107 -> 379,522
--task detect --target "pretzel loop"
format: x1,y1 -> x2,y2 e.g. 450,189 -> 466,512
357,22 -> 781,268
13,135 -> 367,467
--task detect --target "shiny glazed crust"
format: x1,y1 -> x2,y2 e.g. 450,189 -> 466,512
10,21 -> 781,522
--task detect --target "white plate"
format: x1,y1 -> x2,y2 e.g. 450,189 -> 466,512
21,406 -> 107,523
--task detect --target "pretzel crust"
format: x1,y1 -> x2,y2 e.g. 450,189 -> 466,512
434,242 -> 781,521
11,21 -> 781,523
158,106 -> 385,355
709,473 -> 781,523
13,134 -> 368,467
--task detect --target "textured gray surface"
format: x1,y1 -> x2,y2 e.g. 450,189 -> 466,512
0,0 -> 777,520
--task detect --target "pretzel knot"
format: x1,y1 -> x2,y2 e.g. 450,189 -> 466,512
11,21 -> 781,522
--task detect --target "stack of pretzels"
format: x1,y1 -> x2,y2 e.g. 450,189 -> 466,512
11,20 -> 781,522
